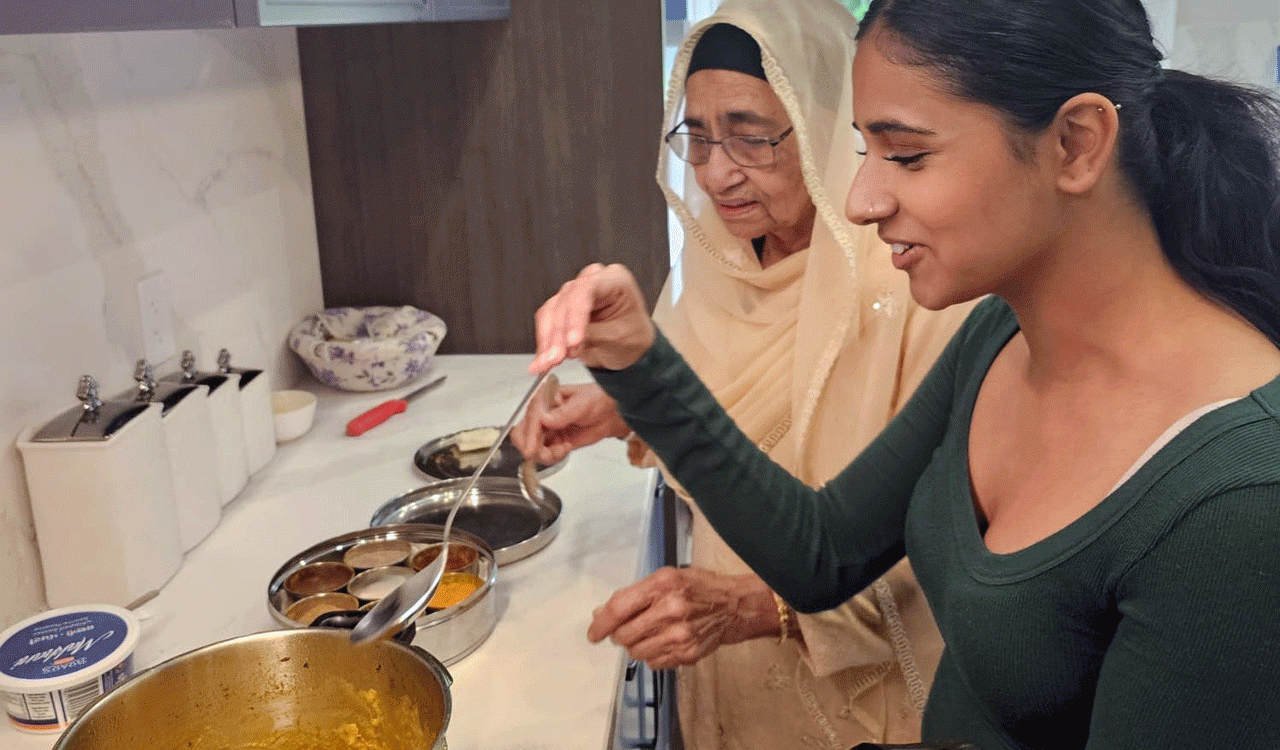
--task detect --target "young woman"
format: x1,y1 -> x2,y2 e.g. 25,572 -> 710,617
528,0 -> 1280,747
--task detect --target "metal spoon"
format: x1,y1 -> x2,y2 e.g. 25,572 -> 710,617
519,373 -> 559,505
351,370 -> 553,645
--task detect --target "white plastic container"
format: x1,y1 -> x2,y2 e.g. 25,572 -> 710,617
206,371 -> 248,504
217,350 -> 276,475
164,352 -> 247,506
157,385 -> 222,549
113,362 -> 222,552
17,377 -> 184,609
0,604 -> 141,734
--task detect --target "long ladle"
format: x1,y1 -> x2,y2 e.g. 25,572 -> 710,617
351,370 -> 552,645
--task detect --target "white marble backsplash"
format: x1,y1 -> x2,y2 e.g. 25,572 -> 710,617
0,27 -> 323,629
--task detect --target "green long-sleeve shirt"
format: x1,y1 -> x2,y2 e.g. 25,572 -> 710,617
593,297 -> 1280,750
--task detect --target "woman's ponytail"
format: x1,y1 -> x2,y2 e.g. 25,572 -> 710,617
1142,70 -> 1280,344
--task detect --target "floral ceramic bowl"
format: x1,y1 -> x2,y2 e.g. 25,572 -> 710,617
288,306 -> 447,392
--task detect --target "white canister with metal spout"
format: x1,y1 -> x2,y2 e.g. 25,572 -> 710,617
217,349 -> 276,475
113,361 -> 222,551
164,351 -> 247,506
16,376 -> 184,609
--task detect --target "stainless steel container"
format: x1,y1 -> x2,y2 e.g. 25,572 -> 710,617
52,628 -> 451,750
268,524 -> 498,665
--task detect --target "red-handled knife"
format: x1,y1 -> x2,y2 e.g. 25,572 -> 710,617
346,375 -> 447,436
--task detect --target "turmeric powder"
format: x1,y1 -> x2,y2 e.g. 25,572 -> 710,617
427,572 -> 483,609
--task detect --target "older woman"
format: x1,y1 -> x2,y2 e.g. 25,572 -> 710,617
514,1 -> 970,747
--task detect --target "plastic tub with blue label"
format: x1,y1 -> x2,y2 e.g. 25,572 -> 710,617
0,604 -> 140,734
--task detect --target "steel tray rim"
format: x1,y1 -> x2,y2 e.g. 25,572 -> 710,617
370,476 -> 561,565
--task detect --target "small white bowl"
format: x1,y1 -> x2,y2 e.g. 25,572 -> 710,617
272,390 -> 317,443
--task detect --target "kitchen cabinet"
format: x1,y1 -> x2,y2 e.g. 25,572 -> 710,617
0,0 -> 238,35
0,0 -> 506,35
299,0 -> 669,354
256,0 -> 508,27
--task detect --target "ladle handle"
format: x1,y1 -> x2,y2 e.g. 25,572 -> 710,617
442,370 -> 552,540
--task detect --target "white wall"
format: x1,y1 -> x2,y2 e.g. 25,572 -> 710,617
1170,6 -> 1279,90
0,27 -> 323,629
1146,0 -> 1280,89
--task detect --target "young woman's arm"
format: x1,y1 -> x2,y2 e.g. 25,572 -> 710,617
592,306 -> 976,612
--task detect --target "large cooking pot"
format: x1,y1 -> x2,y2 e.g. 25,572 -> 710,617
53,628 -> 451,749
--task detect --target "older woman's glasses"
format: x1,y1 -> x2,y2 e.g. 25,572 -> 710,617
665,126 -> 794,167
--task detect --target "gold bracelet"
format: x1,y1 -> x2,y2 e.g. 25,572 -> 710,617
774,592 -> 791,645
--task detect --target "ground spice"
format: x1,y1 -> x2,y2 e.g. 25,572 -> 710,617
411,544 -> 478,574
426,573 -> 483,609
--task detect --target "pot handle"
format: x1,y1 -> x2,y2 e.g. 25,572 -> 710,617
409,644 -> 453,687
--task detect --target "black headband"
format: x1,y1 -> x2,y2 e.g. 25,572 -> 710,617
686,23 -> 767,81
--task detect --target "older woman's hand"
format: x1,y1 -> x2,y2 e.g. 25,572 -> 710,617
587,566 -> 785,671
529,263 -> 656,374
511,383 -> 631,465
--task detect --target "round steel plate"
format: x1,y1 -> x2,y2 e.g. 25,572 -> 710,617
370,477 -> 561,565
413,426 -> 567,481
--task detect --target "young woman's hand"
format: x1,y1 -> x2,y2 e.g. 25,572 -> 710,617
529,264 -> 655,374
510,383 -> 631,465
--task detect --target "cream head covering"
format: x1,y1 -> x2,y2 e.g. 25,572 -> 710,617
654,0 -> 882,486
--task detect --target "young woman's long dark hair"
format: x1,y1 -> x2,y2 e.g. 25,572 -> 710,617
857,0 -> 1280,345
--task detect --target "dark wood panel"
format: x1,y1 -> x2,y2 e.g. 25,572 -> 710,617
298,0 -> 669,353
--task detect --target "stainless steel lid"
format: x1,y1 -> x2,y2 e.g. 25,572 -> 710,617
216,348 -> 263,390
111,360 -> 200,415
370,477 -> 562,565
31,375 -> 151,442
160,350 -> 231,394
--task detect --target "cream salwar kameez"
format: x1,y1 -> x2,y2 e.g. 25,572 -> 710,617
641,1 -> 974,747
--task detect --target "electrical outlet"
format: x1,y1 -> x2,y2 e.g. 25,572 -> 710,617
137,272 -> 176,364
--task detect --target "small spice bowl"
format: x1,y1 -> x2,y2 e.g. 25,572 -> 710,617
285,592 -> 359,625
283,561 -> 354,598
347,565 -> 416,603
343,539 -> 411,570
410,543 -> 479,575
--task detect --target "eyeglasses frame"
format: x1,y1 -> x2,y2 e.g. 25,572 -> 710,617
664,125 -> 796,167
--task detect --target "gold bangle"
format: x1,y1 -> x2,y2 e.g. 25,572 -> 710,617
774,592 -> 791,645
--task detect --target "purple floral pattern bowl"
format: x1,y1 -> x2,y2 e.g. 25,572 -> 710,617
288,306 -> 447,392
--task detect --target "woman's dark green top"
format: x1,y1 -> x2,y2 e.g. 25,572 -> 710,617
592,296 -> 1280,750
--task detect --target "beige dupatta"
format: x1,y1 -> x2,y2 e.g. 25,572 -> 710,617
646,0 -> 974,747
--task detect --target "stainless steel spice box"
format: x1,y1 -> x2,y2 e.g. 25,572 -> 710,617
267,524 -> 497,665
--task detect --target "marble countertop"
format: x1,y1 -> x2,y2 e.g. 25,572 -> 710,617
12,355 -> 655,750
